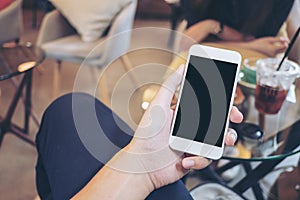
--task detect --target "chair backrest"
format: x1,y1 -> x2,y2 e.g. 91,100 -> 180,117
36,10 -> 76,47
190,182 -> 246,200
0,0 -> 23,44
97,0 -> 137,66
37,0 -> 137,67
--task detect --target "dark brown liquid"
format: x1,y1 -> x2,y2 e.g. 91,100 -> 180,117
255,84 -> 288,114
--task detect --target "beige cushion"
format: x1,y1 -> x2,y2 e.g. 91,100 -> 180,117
41,35 -> 106,61
190,183 -> 244,200
49,0 -> 132,42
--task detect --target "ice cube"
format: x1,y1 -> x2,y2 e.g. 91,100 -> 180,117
279,78 -> 292,90
260,77 -> 278,87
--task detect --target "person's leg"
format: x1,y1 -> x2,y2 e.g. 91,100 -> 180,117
147,181 -> 193,200
36,93 -> 192,200
36,92 -> 126,199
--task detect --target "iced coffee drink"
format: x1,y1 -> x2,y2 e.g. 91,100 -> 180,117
255,58 -> 299,114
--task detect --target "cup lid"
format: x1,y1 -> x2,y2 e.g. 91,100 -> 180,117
234,122 -> 264,140
257,58 -> 300,77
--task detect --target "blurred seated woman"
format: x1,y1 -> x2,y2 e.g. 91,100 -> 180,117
182,0 -> 294,57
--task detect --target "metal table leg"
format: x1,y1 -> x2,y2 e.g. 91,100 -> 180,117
0,70 -> 35,146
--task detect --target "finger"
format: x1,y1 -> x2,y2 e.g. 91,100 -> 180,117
182,156 -> 212,170
274,44 -> 288,54
171,94 -> 178,106
224,128 -> 238,146
269,37 -> 290,47
274,40 -> 289,48
265,36 -> 285,43
279,36 -> 290,43
229,106 -> 243,123
152,65 -> 185,105
275,47 -> 288,55
171,105 -> 176,110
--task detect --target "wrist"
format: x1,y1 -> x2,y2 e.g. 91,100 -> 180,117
72,150 -> 155,200
206,19 -> 223,36
110,149 -> 156,195
215,21 -> 224,36
246,40 -> 256,50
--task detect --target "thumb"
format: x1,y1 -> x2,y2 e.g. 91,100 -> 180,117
152,64 -> 185,106
182,156 -> 212,170
265,37 -> 284,43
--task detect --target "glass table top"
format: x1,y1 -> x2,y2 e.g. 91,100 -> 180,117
0,43 -> 45,81
223,84 -> 300,161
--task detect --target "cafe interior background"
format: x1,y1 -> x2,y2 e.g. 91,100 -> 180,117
0,0 -> 299,199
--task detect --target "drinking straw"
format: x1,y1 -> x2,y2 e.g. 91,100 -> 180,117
276,27 -> 300,71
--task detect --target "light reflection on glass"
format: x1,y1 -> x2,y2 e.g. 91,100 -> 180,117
17,61 -> 36,72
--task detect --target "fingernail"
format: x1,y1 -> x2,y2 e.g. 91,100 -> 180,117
183,159 -> 195,168
280,37 -> 286,41
230,131 -> 237,142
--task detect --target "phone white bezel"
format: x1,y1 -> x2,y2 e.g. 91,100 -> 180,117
169,44 -> 241,160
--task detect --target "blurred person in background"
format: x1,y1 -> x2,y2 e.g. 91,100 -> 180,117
182,0 -> 294,57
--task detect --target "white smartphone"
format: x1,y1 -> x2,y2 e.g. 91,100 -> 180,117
169,44 -> 241,160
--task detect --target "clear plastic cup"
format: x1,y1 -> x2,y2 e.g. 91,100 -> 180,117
255,58 -> 299,114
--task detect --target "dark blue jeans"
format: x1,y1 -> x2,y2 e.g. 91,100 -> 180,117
35,93 -> 193,200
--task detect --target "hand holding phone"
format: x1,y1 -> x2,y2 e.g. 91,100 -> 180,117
122,60 -> 242,189
169,44 -> 241,160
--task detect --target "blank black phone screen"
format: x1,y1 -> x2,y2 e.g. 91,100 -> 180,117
172,55 -> 238,147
